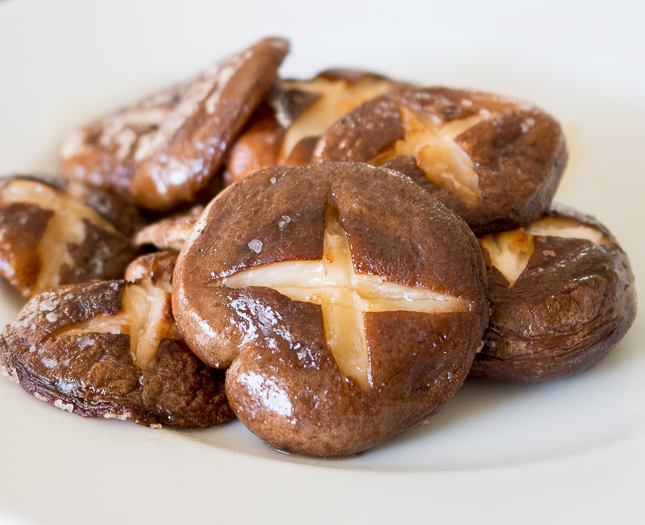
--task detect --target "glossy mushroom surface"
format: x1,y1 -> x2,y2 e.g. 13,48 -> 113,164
314,87 -> 568,234
173,163 -> 488,457
0,252 -> 233,428
0,176 -> 141,297
471,205 -> 636,381
60,38 -> 289,211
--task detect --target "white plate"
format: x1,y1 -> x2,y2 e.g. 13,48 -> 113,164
1,0 -> 644,523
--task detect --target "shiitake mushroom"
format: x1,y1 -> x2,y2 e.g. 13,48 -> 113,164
0,175 -> 142,297
226,81 -> 567,235
59,38 -> 289,211
314,86 -> 568,234
471,205 -> 636,381
1,37 -> 634,458
0,252 -> 233,428
173,163 -> 488,457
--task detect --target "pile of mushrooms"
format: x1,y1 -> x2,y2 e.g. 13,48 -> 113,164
0,38 -> 636,458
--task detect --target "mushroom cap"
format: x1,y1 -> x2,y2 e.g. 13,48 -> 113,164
314,86 -> 568,235
173,162 -> 488,457
224,82 -> 567,235
1,253 -> 233,428
0,176 -> 141,297
471,204 -> 637,381
60,38 -> 289,211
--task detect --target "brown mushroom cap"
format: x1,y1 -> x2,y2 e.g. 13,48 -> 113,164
173,163 -> 488,457
59,38 -> 289,211
134,206 -> 204,251
313,86 -> 568,235
224,70 -> 399,184
0,253 -> 233,428
470,204 -> 636,382
0,176 -> 141,297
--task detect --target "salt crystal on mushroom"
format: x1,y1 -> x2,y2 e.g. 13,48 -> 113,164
39,298 -> 60,311
42,358 -> 58,369
278,215 -> 291,230
248,239 -> 263,253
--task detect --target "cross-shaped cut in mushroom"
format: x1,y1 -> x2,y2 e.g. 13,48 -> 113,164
313,87 -> 568,234
63,278 -> 176,369
472,205 -> 636,382
371,105 -> 487,201
64,251 -> 187,369
173,163 -> 488,457
0,252 -> 233,428
0,176 -> 140,297
222,205 -> 468,387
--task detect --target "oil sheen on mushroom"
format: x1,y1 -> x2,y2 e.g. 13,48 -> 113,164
222,205 -> 469,388
173,163 -> 488,457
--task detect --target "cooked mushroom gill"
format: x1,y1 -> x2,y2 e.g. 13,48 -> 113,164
0,178 -> 131,296
372,106 -> 486,201
480,216 -> 611,288
221,204 -> 469,387
279,76 -> 394,161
